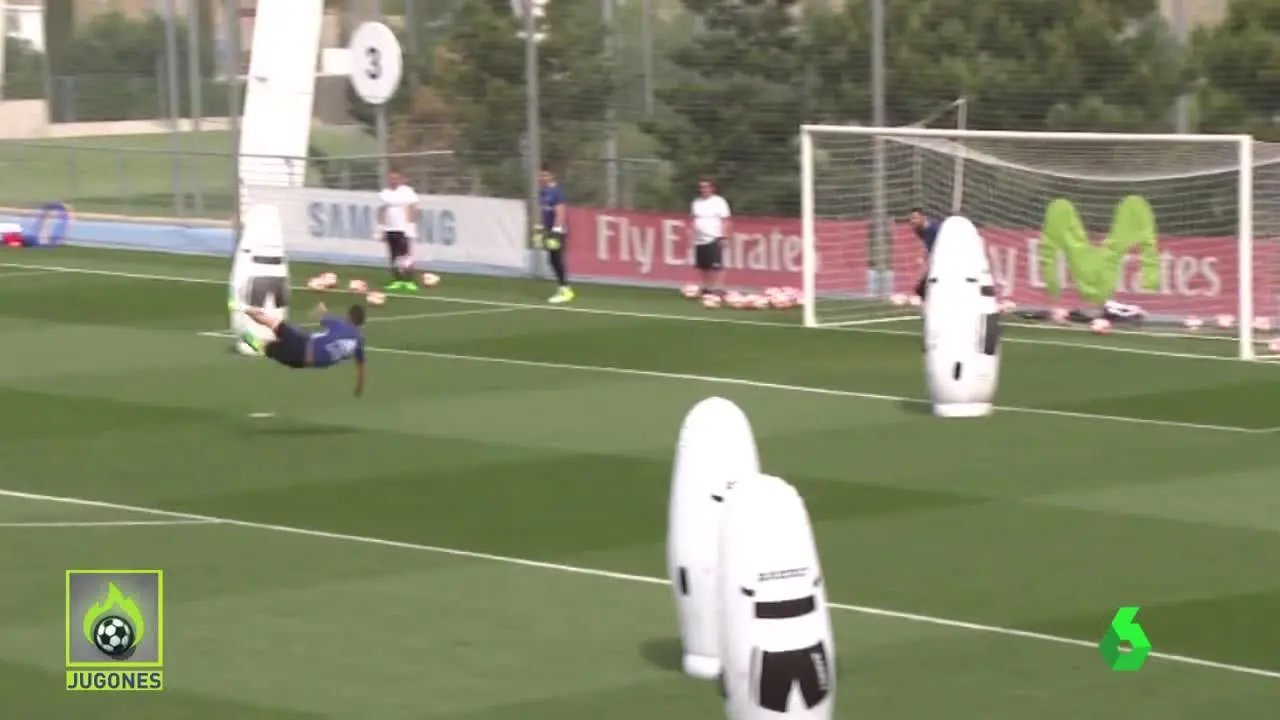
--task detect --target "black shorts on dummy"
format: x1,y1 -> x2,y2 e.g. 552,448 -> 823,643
265,322 -> 309,368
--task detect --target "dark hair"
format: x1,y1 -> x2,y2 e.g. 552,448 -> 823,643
909,206 -> 924,215
540,164 -> 554,174
348,304 -> 366,326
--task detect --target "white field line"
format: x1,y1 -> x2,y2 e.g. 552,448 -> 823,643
0,269 -> 62,280
197,329 -> 1266,434
365,307 -> 527,323
210,306 -> 526,334
0,518 -> 218,528
0,260 -> 1260,364
0,486 -> 1275,681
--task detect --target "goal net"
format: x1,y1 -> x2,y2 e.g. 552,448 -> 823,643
800,126 -> 1280,360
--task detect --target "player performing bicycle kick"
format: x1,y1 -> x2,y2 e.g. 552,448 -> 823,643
232,300 -> 366,397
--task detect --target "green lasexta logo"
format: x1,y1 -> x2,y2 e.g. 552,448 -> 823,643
83,582 -> 145,648
1099,606 -> 1152,671
1039,195 -> 1160,305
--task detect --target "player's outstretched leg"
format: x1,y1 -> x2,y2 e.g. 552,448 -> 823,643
239,329 -> 266,355
255,323 -> 309,368
233,304 -> 308,367
545,235 -> 574,304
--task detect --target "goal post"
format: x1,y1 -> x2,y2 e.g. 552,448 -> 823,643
800,125 -> 1270,360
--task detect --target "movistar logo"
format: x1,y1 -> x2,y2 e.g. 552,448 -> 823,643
1038,195 -> 1160,304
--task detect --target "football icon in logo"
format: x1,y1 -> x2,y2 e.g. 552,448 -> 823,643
93,616 -> 135,658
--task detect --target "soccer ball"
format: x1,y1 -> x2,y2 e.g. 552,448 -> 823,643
93,616 -> 135,657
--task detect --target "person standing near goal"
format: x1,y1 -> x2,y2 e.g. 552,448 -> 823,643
691,178 -> 731,297
909,207 -> 940,299
536,166 -> 575,304
378,170 -> 420,292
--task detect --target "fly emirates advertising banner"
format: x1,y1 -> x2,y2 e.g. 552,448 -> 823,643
562,204 -> 1277,317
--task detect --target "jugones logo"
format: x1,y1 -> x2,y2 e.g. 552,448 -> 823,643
66,570 -> 164,692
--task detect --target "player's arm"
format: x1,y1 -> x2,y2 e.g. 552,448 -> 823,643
720,198 -> 732,237
407,190 -> 422,238
245,307 -> 282,331
552,189 -> 566,231
310,302 -> 328,321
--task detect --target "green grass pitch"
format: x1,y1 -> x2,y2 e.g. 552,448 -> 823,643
0,247 -> 1278,718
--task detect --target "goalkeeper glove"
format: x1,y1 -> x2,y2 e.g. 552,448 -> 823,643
545,226 -> 564,251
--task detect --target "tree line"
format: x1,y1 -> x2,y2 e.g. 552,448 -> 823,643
382,0 -> 1280,221
13,4 -> 221,122
20,0 -> 1280,226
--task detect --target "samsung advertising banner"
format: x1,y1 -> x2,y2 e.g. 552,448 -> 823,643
245,186 -> 529,275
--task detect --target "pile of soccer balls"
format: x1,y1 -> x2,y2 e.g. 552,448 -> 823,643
306,271 -> 440,306
683,285 -> 802,310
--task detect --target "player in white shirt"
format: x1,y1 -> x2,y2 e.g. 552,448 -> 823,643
377,170 -> 421,291
690,178 -> 731,297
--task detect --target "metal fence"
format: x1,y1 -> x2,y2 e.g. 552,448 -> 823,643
0,141 -> 671,220
2,2 -> 1272,227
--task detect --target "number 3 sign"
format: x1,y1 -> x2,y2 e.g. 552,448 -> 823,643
347,22 -> 403,106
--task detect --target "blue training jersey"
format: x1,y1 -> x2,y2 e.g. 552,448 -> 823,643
916,219 -> 940,254
540,184 -> 565,229
310,316 -> 365,368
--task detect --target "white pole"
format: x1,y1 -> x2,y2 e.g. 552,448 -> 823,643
164,0 -> 184,216
801,129 -> 817,327
0,4 -> 8,100
950,97 -> 967,215
1238,136 -> 1255,359
869,0 -> 887,280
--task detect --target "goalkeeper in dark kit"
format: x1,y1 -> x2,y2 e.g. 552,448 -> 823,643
908,207 -> 940,299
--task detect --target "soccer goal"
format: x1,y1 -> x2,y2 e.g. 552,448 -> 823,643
799,125 -> 1280,360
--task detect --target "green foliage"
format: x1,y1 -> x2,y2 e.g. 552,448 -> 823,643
51,10 -> 226,123
1191,0 -> 1280,139
4,38 -> 46,100
800,0 -> 1193,130
424,0 -> 614,201
371,0 -> 1280,215
641,0 -> 1198,216
642,0 -> 809,215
